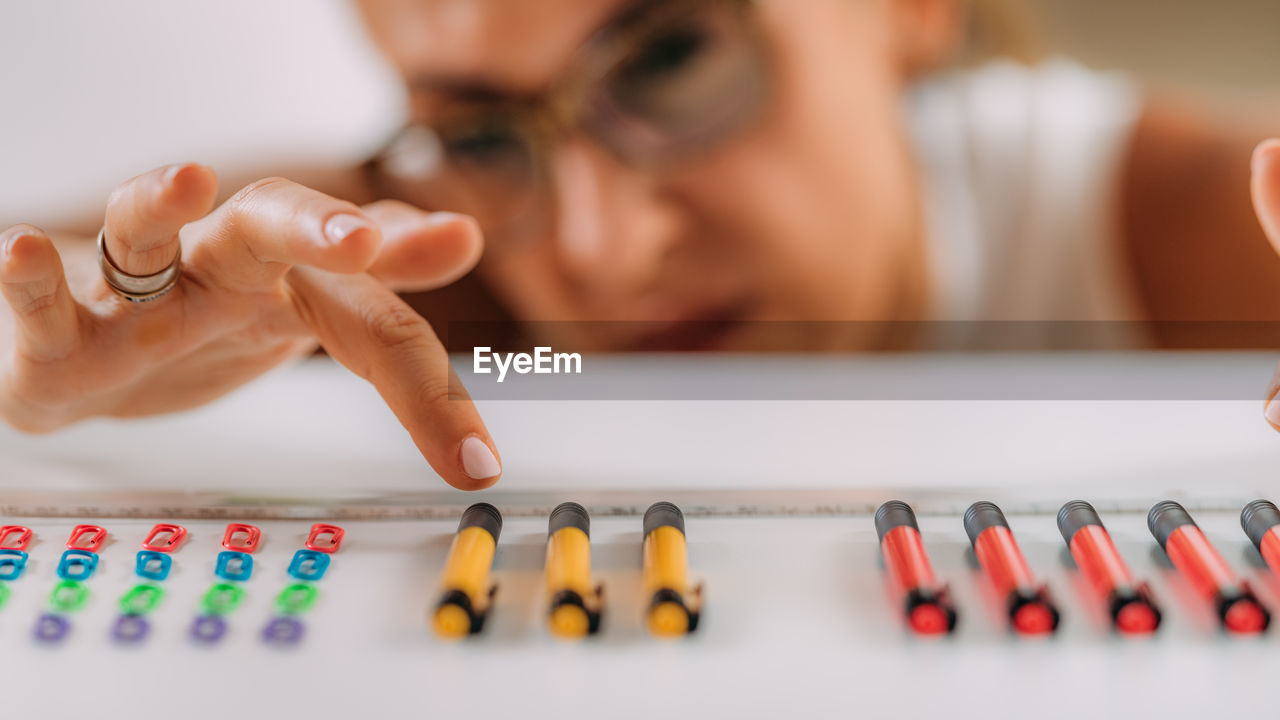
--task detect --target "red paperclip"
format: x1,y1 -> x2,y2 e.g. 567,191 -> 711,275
221,523 -> 262,553
305,523 -> 345,554
0,525 -> 32,551
141,523 -> 188,553
66,524 -> 107,552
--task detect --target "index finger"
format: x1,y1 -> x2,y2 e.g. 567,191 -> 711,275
104,163 -> 218,276
286,266 -> 501,490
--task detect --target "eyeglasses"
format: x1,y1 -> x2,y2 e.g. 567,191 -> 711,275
364,0 -> 772,251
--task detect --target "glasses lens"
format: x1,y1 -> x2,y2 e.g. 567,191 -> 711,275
375,116 -> 540,240
588,1 -> 769,161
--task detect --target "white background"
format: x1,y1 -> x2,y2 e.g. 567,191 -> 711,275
0,0 -> 403,227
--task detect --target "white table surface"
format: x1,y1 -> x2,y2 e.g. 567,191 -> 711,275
2,353 -> 1279,718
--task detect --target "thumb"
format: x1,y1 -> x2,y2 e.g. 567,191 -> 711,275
1253,139 -> 1280,249
362,200 -> 484,292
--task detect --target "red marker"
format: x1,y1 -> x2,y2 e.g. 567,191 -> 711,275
1057,501 -> 1160,633
964,502 -> 1059,635
1148,500 -> 1268,633
874,501 -> 957,634
1241,499 -> 1280,575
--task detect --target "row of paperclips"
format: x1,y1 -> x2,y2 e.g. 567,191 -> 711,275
0,521 -> 344,645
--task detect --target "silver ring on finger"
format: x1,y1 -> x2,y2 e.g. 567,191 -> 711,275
97,227 -> 183,303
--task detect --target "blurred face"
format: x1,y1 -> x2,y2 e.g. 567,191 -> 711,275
359,0 -> 937,351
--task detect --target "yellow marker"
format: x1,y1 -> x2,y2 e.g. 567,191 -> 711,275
643,501 -> 702,637
545,502 -> 604,638
432,502 -> 502,639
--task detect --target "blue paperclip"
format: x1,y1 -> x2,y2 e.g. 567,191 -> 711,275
190,614 -> 227,645
135,550 -> 171,581
112,614 -> 150,644
214,551 -> 253,582
57,549 -> 99,581
287,549 -> 330,582
262,616 -> 305,646
0,549 -> 29,581
34,613 -> 70,644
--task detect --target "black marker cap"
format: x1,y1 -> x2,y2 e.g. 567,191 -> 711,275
549,501 -> 590,539
1241,499 -> 1280,551
644,501 -> 685,538
1147,500 -> 1195,550
459,502 -> 503,541
1057,500 -> 1105,545
963,501 -> 1009,547
874,501 -> 920,542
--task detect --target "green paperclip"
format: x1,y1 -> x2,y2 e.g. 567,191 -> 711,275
275,582 -> 319,615
201,582 -> 246,615
49,579 -> 90,612
0,582 -> 10,610
119,583 -> 165,615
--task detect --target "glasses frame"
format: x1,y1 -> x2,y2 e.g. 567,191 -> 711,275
365,0 -> 772,245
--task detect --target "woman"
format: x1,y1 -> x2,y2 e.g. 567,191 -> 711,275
2,0 -> 1279,490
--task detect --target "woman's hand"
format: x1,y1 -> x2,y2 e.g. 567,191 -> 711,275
0,163 -> 502,489
1253,140 -> 1280,430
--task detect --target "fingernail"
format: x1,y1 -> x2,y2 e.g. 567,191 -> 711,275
1,232 -> 31,262
425,211 -> 467,226
324,213 -> 373,245
1266,397 -> 1280,427
163,163 -> 188,186
460,435 -> 501,480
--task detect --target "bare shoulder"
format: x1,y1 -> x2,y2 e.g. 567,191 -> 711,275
1120,93 -> 1280,341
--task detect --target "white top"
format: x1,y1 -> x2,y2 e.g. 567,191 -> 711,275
907,60 -> 1144,330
